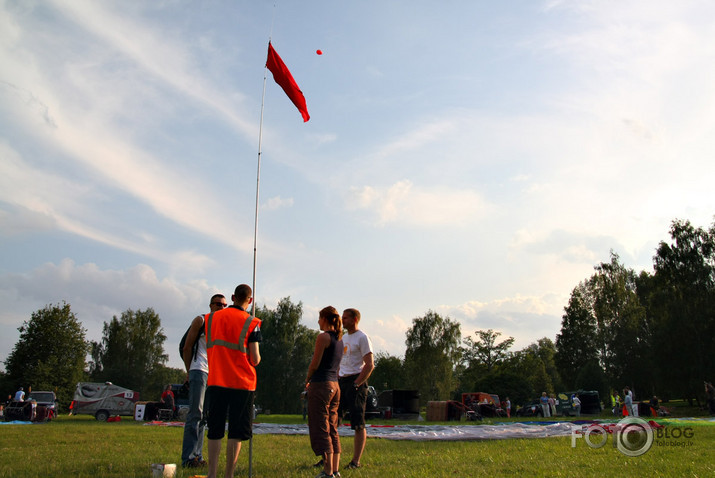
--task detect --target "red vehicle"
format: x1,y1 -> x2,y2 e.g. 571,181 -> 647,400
462,392 -> 506,418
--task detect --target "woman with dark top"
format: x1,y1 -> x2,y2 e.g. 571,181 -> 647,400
306,306 -> 344,478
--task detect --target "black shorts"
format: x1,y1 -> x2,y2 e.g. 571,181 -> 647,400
206,386 -> 254,440
338,374 -> 367,430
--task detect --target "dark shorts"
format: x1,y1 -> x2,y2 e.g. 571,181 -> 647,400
205,386 -> 254,440
338,374 -> 367,430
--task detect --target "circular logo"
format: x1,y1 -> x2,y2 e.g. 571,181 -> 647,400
615,417 -> 653,456
584,424 -> 608,448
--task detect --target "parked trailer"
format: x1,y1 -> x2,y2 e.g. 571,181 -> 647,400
70,382 -> 140,421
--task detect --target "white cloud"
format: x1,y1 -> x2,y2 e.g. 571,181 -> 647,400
437,293 -> 566,350
262,196 -> 294,211
345,180 -> 491,227
46,0 -> 256,137
370,314 -> 411,354
0,259 -> 221,370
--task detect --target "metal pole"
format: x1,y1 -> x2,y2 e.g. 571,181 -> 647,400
248,58 -> 269,478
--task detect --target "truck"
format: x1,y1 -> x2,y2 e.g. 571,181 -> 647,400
69,382 -> 140,421
555,390 -> 601,416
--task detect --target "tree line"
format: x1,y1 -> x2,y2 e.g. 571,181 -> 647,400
2,218 -> 712,413
372,219 -> 714,408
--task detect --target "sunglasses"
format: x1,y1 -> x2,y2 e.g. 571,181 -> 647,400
212,302 -> 227,308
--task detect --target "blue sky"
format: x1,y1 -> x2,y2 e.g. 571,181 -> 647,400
1,1 -> 714,372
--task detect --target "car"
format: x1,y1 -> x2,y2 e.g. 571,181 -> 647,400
515,399 -> 543,417
4,390 -> 58,422
556,390 -> 602,416
25,391 -> 58,421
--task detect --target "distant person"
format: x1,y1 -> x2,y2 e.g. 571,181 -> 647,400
300,390 -> 308,421
205,284 -> 262,478
306,306 -> 344,478
548,394 -> 556,416
572,394 -> 581,416
14,387 -> 25,402
337,308 -> 374,470
181,293 -> 227,469
623,387 -> 632,416
540,392 -> 550,417
628,387 -> 638,417
505,397 -> 511,418
161,384 -> 175,414
649,396 -> 659,416
705,382 -> 715,415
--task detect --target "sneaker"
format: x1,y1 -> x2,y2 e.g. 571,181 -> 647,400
182,457 -> 206,468
315,472 -> 334,478
334,473 -> 342,478
345,461 -> 361,469
313,459 -> 324,467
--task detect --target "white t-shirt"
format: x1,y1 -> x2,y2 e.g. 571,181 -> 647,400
339,329 -> 373,377
189,316 -> 209,374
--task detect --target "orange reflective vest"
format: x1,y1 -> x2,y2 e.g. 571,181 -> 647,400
206,307 -> 261,391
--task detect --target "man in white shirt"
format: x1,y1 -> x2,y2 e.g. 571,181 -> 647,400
338,308 -> 374,470
181,293 -> 228,468
628,388 -> 638,417
14,387 -> 25,402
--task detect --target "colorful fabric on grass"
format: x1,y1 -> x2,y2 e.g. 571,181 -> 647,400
253,422 -> 580,441
143,420 -> 185,427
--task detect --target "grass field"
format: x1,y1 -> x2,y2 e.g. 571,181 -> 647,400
1,403 -> 713,478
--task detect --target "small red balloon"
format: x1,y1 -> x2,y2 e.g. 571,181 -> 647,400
316,49 -> 323,55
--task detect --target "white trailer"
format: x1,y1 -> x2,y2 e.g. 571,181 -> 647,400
70,382 -> 140,421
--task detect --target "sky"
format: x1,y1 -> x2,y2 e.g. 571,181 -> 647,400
1,0 -> 714,373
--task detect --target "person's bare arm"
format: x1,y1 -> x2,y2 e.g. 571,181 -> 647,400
355,352 -> 374,387
183,315 -> 204,372
248,341 -> 261,366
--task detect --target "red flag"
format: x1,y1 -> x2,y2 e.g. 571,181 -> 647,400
266,42 -> 310,122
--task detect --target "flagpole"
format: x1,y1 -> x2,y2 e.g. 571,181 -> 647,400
248,50 -> 269,478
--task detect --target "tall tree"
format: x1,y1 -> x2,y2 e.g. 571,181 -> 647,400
589,252 -> 648,389
4,302 -> 88,409
555,282 -> 599,389
403,310 -> 461,403
522,338 -> 562,392
371,352 -> 406,392
255,297 -> 316,414
650,219 -> 715,402
462,329 -> 515,372
89,308 -> 168,400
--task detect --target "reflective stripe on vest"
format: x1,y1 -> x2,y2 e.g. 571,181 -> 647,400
206,309 -> 255,353
205,308 -> 260,390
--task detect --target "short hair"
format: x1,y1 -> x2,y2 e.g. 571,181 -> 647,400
343,308 -> 361,322
234,284 -> 252,303
320,306 -> 343,339
210,293 -> 225,304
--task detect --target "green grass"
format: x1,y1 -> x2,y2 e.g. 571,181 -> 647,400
0,411 -> 713,478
